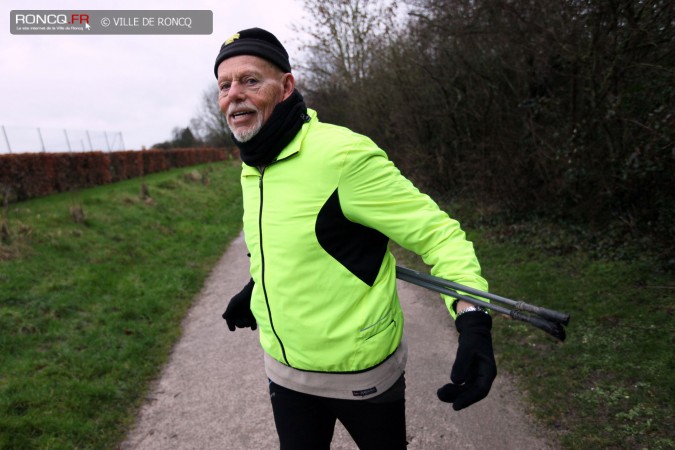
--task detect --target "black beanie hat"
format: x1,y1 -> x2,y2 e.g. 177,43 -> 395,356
214,28 -> 291,78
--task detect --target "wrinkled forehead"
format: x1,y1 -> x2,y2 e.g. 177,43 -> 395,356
216,54 -> 282,81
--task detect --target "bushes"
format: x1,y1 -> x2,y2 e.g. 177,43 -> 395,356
297,0 -> 674,260
109,151 -> 144,181
0,148 -> 233,202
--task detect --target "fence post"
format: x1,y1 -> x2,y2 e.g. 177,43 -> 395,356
37,128 -> 46,152
104,131 -> 111,151
64,129 -> 72,152
1,126 -> 11,154
86,131 -> 93,151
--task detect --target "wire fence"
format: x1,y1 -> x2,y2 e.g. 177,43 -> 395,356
1,125 -> 126,154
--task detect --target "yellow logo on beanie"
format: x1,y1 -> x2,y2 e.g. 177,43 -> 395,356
223,33 -> 240,46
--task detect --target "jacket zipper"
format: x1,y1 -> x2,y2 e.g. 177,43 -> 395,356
258,166 -> 291,366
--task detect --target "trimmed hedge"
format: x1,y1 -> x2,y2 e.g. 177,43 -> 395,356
0,148 -> 236,202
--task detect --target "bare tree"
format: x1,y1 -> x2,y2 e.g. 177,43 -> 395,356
190,85 -> 232,147
294,0 -> 399,92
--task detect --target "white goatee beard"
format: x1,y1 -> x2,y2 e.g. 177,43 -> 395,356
227,104 -> 264,143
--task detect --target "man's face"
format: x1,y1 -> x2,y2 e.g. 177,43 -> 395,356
216,55 -> 293,142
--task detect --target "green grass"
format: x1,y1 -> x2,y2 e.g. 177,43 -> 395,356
394,208 -> 674,450
480,242 -> 673,449
0,163 -> 243,449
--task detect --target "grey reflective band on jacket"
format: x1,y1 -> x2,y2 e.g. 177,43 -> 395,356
264,337 -> 408,400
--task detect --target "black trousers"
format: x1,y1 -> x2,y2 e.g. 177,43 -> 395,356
269,375 -> 407,450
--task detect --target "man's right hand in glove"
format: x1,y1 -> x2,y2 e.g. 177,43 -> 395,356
222,278 -> 257,331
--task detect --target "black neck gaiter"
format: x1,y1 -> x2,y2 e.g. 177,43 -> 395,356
232,89 -> 308,167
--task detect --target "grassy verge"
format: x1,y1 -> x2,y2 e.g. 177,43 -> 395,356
394,206 -> 674,450
0,162 -> 243,449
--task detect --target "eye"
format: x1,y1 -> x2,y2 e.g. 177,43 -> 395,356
244,77 -> 259,87
219,82 -> 231,93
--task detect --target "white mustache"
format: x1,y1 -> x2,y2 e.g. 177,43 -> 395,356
227,101 -> 259,117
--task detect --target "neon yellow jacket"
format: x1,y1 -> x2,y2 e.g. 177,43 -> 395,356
241,109 -> 487,373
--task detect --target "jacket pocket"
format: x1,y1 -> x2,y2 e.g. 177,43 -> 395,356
356,318 -> 398,367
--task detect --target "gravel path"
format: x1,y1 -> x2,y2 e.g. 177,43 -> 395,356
120,233 -> 557,450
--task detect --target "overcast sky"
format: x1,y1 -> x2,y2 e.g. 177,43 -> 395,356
1,0 -> 308,152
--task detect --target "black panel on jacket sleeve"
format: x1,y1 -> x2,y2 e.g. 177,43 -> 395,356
315,189 -> 388,286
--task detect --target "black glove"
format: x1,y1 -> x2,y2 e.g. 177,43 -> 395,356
222,278 -> 257,331
437,310 -> 497,410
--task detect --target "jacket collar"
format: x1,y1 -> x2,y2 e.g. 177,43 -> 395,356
241,108 -> 316,175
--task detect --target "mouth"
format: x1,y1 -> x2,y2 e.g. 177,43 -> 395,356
229,109 -> 256,122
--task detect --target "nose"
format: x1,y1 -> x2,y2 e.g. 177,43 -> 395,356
226,81 -> 246,100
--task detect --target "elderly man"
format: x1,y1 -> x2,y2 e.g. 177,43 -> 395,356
216,28 -> 496,450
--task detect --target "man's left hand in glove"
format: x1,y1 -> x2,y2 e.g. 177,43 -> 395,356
437,307 -> 497,411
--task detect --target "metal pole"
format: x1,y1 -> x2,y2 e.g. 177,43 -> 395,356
86,131 -> 93,151
396,266 -> 570,325
37,127 -> 46,152
64,129 -> 72,152
104,131 -> 111,151
1,126 -> 11,154
119,132 -> 126,150
395,266 -> 568,341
